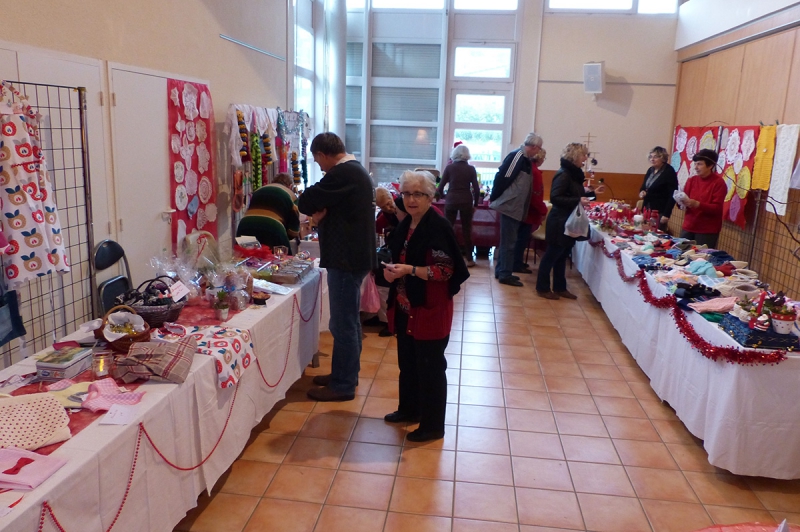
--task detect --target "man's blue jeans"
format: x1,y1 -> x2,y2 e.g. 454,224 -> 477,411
495,214 -> 521,280
327,268 -> 369,394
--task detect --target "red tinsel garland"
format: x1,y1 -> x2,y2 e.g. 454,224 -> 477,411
588,236 -> 787,365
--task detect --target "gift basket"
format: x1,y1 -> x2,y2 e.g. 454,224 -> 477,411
115,276 -> 187,328
93,305 -> 152,353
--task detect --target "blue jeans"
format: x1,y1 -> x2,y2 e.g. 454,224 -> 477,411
513,222 -> 533,270
535,241 -> 573,293
327,268 -> 368,394
495,214 -> 520,280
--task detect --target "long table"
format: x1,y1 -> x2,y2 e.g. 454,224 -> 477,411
573,230 -> 800,479
0,270 -> 322,531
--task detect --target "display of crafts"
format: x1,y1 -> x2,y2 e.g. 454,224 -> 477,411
168,79 -> 217,248
588,202 -> 799,349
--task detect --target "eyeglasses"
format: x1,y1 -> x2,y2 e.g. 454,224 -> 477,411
400,191 -> 430,200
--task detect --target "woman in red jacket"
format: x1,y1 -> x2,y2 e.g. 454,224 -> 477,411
514,149 -> 549,273
680,149 -> 726,248
383,170 -> 470,442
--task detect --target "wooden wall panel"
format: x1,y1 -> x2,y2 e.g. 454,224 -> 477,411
542,170 -> 643,207
699,47 -> 744,126
674,57 -> 708,127
783,29 -> 800,123
734,30 -> 796,125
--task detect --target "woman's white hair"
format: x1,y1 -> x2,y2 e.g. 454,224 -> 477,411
399,170 -> 437,197
450,144 -> 471,162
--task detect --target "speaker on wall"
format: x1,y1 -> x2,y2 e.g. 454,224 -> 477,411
583,62 -> 605,94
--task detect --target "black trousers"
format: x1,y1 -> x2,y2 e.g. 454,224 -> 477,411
394,311 -> 449,434
536,240 -> 574,293
679,230 -> 719,248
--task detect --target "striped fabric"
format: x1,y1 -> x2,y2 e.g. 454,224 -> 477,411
112,337 -> 198,385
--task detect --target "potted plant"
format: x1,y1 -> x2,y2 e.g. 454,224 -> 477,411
766,292 -> 797,335
214,290 -> 229,321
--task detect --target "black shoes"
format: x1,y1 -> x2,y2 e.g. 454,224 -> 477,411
494,274 -> 520,280
555,290 -> 578,300
306,386 -> 355,402
313,373 -> 364,390
536,291 -> 559,300
378,326 -> 393,337
363,316 -> 385,327
384,410 -> 421,423
406,428 -> 445,442
499,277 -> 523,287
513,267 -> 533,274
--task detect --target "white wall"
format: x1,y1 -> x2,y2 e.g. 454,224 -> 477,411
676,0 -> 800,49
532,13 -> 679,174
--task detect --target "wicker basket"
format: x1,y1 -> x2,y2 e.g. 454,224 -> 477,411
94,305 -> 152,353
120,276 -> 187,328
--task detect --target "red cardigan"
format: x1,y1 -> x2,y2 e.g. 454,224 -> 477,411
682,173 -> 727,234
386,249 -> 455,341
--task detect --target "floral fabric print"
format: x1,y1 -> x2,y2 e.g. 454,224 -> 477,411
1,85 -> 70,289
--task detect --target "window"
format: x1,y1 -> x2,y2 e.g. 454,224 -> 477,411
346,86 -> 362,120
454,94 -> 504,124
346,0 -> 365,9
372,43 -> 441,78
547,0 -> 676,13
345,124 -> 362,158
370,126 -> 438,160
454,0 -> 517,9
295,28 -> 314,71
454,129 -> 503,163
295,77 -> 313,114
637,0 -> 677,14
372,0 -> 444,8
371,88 -> 439,121
453,47 -> 512,79
347,43 -> 363,76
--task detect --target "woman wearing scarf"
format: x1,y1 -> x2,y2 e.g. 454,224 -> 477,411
382,170 -> 470,442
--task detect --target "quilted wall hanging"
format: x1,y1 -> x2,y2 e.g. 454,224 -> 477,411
168,79 -> 217,250
718,126 -> 760,229
671,125 -> 721,189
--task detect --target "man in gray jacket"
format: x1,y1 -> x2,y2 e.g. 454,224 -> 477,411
489,133 -> 543,287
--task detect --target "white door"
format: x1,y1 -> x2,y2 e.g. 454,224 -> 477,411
109,68 -> 171,285
446,89 -> 512,189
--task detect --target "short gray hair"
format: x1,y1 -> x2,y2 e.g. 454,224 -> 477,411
399,170 -> 437,197
522,132 -> 543,149
451,144 -> 471,162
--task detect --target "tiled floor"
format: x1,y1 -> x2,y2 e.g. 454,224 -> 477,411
176,258 -> 800,532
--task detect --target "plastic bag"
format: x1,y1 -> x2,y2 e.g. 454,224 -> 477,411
360,272 -> 381,314
564,204 -> 589,239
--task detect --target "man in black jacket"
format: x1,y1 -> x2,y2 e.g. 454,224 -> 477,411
298,132 -> 377,401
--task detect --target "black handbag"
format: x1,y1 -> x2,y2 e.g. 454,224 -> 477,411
0,282 -> 26,348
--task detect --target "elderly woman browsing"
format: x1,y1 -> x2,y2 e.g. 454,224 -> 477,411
382,170 -> 470,442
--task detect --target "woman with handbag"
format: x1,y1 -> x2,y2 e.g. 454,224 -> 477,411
382,170 -> 469,442
535,143 -> 604,300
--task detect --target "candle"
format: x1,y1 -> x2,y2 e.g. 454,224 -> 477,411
93,351 -> 113,379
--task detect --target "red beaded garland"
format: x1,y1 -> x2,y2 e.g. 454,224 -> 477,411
590,237 -> 787,366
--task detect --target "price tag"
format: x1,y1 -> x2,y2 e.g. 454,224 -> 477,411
99,404 -> 139,425
170,281 -> 190,302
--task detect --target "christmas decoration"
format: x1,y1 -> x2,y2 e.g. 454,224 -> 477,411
587,238 -> 787,365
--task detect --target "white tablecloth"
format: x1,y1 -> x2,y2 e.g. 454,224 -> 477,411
0,270 -> 322,531
573,230 -> 800,479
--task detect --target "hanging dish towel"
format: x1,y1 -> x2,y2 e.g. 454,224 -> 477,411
751,125 -> 776,190
0,81 -> 70,290
768,124 -> 800,216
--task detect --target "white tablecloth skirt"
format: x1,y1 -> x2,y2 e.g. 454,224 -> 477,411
573,230 -> 800,479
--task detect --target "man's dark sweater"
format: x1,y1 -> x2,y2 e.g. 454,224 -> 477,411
298,159 -> 377,272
